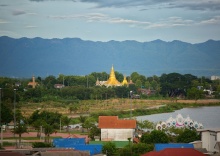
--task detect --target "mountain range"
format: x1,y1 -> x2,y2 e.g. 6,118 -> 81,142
0,36 -> 220,78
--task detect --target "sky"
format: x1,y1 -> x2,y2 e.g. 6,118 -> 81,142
0,0 -> 220,43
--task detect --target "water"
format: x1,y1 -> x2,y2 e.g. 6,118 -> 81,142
136,106 -> 220,128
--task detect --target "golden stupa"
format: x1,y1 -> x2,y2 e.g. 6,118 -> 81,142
104,65 -> 122,87
121,75 -> 128,86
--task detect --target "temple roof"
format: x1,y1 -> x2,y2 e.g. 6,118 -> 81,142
122,75 -> 128,86
104,65 -> 121,87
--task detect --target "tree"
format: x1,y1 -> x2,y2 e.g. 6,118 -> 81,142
102,142 -> 117,156
144,81 -> 151,89
43,123 -> 54,143
118,143 -> 154,156
29,110 -> 62,142
32,119 -> 46,138
88,125 -> 100,140
141,130 -> 169,144
176,128 -> 200,143
62,116 -> 72,132
84,117 -> 96,131
135,79 -> 142,88
137,120 -> 154,131
78,115 -> 87,133
1,102 -> 13,124
187,87 -> 204,101
43,75 -> 57,89
13,110 -> 28,148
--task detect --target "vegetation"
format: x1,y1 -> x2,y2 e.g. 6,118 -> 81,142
0,71 -> 219,152
28,110 -> 62,142
32,142 -> 54,148
102,142 -> 117,156
176,128 -> 200,143
140,130 -> 169,144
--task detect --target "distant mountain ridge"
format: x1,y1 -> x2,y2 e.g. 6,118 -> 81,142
0,36 -> 220,78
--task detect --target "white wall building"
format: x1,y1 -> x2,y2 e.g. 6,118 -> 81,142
211,76 -> 220,80
98,116 -> 136,141
197,128 -> 220,153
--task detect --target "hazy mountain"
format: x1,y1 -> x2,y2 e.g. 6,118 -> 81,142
0,36 -> 220,78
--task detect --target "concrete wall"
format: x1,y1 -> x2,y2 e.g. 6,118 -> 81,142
101,129 -> 134,141
201,131 -> 218,152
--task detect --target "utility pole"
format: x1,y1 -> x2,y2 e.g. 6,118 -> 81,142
0,88 -> 2,147
130,91 -> 133,119
13,89 -> 17,148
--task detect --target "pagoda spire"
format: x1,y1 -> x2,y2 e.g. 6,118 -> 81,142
104,65 -> 121,87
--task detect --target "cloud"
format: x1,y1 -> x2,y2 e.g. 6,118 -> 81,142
48,13 -> 151,27
25,25 -> 38,28
48,13 -> 203,30
0,19 -> 9,24
169,1 -> 220,11
29,0 -> 76,2
78,0 -> 220,11
0,4 -> 8,7
12,10 -> 26,16
199,16 -> 220,25
28,0 -> 220,11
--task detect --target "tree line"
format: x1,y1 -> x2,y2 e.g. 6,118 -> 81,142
0,72 -> 220,103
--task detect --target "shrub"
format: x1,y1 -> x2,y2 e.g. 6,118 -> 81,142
32,142 -> 54,148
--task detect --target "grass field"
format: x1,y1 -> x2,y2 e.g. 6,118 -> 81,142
20,98 -> 220,118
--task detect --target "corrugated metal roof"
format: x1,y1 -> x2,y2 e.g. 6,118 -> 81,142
0,152 -> 25,156
155,143 -> 194,151
98,116 -> 136,129
142,148 -> 205,156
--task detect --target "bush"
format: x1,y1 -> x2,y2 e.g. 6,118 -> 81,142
32,142 -> 54,148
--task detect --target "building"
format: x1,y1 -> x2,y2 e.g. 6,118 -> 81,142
98,116 -> 136,141
28,76 -> 38,88
95,78 -> 106,86
121,75 -> 128,86
95,65 -> 132,87
211,76 -> 220,80
197,128 -> 220,153
154,143 -> 194,151
104,65 -> 122,87
54,84 -> 65,89
142,148 -> 206,156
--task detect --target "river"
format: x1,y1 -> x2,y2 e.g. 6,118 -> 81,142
136,106 -> 220,129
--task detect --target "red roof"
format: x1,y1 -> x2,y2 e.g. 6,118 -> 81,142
142,148 -> 206,156
98,116 -> 136,129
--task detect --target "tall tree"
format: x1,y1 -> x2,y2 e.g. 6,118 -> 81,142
13,110 -> 28,148
62,116 -> 72,132
141,130 -> 169,144
29,110 -> 62,142
176,129 -> 200,143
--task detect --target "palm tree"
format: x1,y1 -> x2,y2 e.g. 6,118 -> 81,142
78,115 -> 87,133
62,116 -> 71,132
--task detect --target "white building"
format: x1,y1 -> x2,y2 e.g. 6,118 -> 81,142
98,116 -> 136,141
197,128 -> 220,153
211,76 -> 220,80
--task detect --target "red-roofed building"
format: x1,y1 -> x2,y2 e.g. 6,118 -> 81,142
141,148 -> 206,156
98,116 -> 136,141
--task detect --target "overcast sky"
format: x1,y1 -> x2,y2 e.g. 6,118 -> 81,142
0,0 -> 220,43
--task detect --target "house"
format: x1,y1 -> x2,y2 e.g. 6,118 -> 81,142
98,116 -> 136,141
54,84 -> 65,89
141,148 -> 206,156
197,128 -> 220,153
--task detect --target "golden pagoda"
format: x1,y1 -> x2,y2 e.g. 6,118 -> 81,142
104,65 -> 122,87
121,75 -> 128,86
